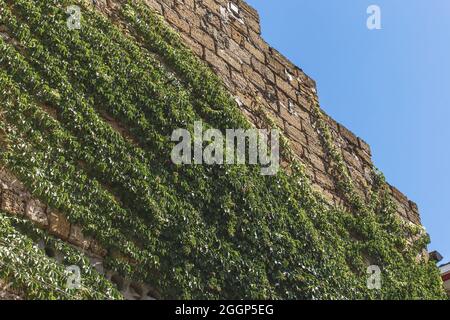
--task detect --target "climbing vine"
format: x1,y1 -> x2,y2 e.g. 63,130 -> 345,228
0,212 -> 121,300
0,0 -> 446,299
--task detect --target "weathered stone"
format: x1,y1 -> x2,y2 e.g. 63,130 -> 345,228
358,138 -> 371,156
25,199 -> 48,227
244,41 -> 264,63
191,27 -> 215,51
356,147 -> 372,165
205,48 -> 230,77
242,64 -> 265,90
180,33 -> 203,56
338,124 -> 359,146
0,281 -> 21,300
201,0 -> 220,12
279,103 -> 301,130
143,0 -> 163,13
69,225 -> 91,250
285,122 -> 307,146
164,7 -> 190,33
47,209 -> 71,240
390,185 -> 409,207
275,75 -> 297,101
1,190 -> 25,216
228,39 -> 251,65
409,201 -> 419,213
90,239 -> 108,258
251,56 -> 275,84
218,47 -> 242,71
0,169 -> 25,193
315,170 -> 334,189
309,152 -> 326,173
231,70 -> 249,92
342,149 -> 362,171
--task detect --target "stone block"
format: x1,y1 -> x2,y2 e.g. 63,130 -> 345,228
47,209 -> 71,240
69,225 -> 92,250
275,75 -> 297,101
164,7 -> 190,33
1,190 -> 25,216
338,124 -> 359,146
25,199 -> 48,227
180,33 -> 203,57
191,27 -> 215,51
244,41 -> 265,63
205,48 -> 230,77
242,64 -> 265,90
285,122 -> 307,146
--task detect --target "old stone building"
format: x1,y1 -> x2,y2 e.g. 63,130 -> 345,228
0,0 -> 446,299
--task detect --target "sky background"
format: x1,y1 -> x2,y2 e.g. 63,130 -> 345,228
246,0 -> 450,262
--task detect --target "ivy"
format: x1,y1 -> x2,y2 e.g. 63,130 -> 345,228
0,212 -> 121,300
0,0 -> 446,299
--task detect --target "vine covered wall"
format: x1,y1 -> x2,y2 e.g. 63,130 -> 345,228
0,0 -> 446,299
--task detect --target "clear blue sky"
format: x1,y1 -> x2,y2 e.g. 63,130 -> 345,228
246,0 -> 450,262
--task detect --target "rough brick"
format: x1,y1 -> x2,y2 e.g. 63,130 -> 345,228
342,149 -> 362,171
1,190 -> 25,216
279,103 -> 302,130
237,0 -> 260,22
286,122 -> 307,146
25,199 -> 48,227
315,171 -> 334,189
242,64 -> 265,90
244,41 -> 265,63
248,29 -> 268,51
180,33 -> 203,56
356,147 -> 372,165
47,209 -> 71,240
230,18 -> 248,36
358,138 -> 371,156
90,239 -> 108,257
201,0 -> 221,12
69,225 -> 91,250
266,52 -> 285,75
191,27 -> 215,51
143,0 -> 163,13
390,185 -> 410,207
218,48 -> 242,71
205,49 -> 230,77
339,124 -> 359,146
251,56 -> 275,84
302,120 -> 319,139
230,26 -> 245,45
231,69 -> 249,92
228,39 -> 251,65
164,7 -> 190,33
310,152 -> 326,173
275,75 -> 297,100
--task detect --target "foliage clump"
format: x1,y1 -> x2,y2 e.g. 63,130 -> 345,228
0,212 -> 121,299
0,0 -> 445,299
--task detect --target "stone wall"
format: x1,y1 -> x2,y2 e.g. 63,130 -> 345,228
0,169 -> 102,254
0,281 -> 21,300
0,0 -> 424,299
122,0 -> 420,225
0,0 -> 422,241
0,169 -> 156,300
